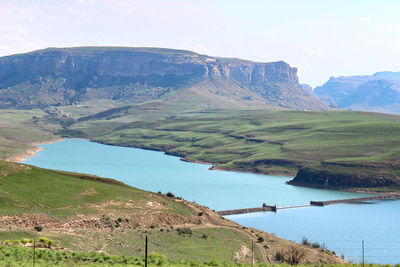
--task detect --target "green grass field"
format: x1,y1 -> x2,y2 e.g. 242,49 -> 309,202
0,244 -> 397,267
0,161 -> 192,218
0,109 -> 61,159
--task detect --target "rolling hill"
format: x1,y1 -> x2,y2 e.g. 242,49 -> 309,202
0,160 -> 341,265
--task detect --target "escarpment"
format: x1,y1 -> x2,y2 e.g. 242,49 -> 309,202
289,167 -> 399,189
0,47 -> 328,110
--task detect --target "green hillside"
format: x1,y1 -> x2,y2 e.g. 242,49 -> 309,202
1,105 -> 400,190
63,109 -> 400,191
0,160 -> 340,264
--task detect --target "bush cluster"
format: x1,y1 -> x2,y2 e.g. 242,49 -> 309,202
176,227 -> 192,236
0,244 -> 241,266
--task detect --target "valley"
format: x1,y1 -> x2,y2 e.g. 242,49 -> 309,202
64,108 -> 400,191
0,47 -> 400,265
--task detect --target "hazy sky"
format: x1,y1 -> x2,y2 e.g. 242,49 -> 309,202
1,0 -> 400,86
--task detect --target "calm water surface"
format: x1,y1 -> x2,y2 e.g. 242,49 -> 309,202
228,201 -> 400,264
21,139 -> 400,264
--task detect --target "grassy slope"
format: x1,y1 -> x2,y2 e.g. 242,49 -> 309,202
0,244 -> 353,267
0,160 -> 339,264
64,109 -> 400,190
0,109 -> 61,159
0,161 -> 190,218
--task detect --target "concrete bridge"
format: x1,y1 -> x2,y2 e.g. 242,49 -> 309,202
310,193 -> 400,206
216,193 -> 400,216
216,204 -> 277,216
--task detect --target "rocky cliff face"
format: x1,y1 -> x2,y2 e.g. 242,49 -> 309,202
289,167 -> 398,189
0,47 -> 327,109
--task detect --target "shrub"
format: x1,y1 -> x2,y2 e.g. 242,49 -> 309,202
206,260 -> 220,266
166,192 -> 175,198
34,225 -> 43,232
198,212 -> 204,216
311,242 -> 320,248
38,237 -> 55,248
176,227 -> 192,236
275,251 -> 283,261
149,253 -> 167,265
301,237 -> 310,246
101,215 -> 113,229
20,238 -> 34,245
201,234 -> 208,239
257,236 -> 264,243
282,246 -> 306,265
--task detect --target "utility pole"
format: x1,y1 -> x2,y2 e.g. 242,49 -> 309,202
251,239 -> 254,267
33,241 -> 36,267
145,235 -> 148,267
362,240 -> 365,267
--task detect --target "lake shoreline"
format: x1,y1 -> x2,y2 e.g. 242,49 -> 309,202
7,138 -> 66,162
16,137 -> 396,195
92,139 -> 395,195
14,138 -> 399,264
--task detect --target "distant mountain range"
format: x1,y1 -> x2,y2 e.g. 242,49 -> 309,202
0,47 -> 328,110
314,71 -> 400,114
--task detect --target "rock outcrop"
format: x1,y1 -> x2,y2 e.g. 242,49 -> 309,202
0,47 -> 328,110
289,167 -> 398,189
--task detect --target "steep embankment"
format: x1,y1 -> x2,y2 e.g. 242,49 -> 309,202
288,164 -> 400,189
0,160 -> 341,264
0,47 -> 328,110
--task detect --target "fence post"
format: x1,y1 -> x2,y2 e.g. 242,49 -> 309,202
362,240 -> 365,267
145,235 -> 148,267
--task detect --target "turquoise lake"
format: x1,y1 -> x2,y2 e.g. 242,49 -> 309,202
21,138 -> 400,264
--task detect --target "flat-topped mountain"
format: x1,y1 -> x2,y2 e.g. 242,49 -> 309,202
314,71 -> 400,114
0,47 -> 328,110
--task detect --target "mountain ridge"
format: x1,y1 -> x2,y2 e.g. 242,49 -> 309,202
0,46 -> 328,111
314,71 -> 400,114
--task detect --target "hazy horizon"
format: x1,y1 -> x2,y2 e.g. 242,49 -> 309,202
1,0 -> 400,87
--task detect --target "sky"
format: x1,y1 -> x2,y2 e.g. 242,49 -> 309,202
1,0 -> 400,87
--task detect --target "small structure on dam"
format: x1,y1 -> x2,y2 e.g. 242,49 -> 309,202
216,193 -> 400,216
310,193 -> 400,206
